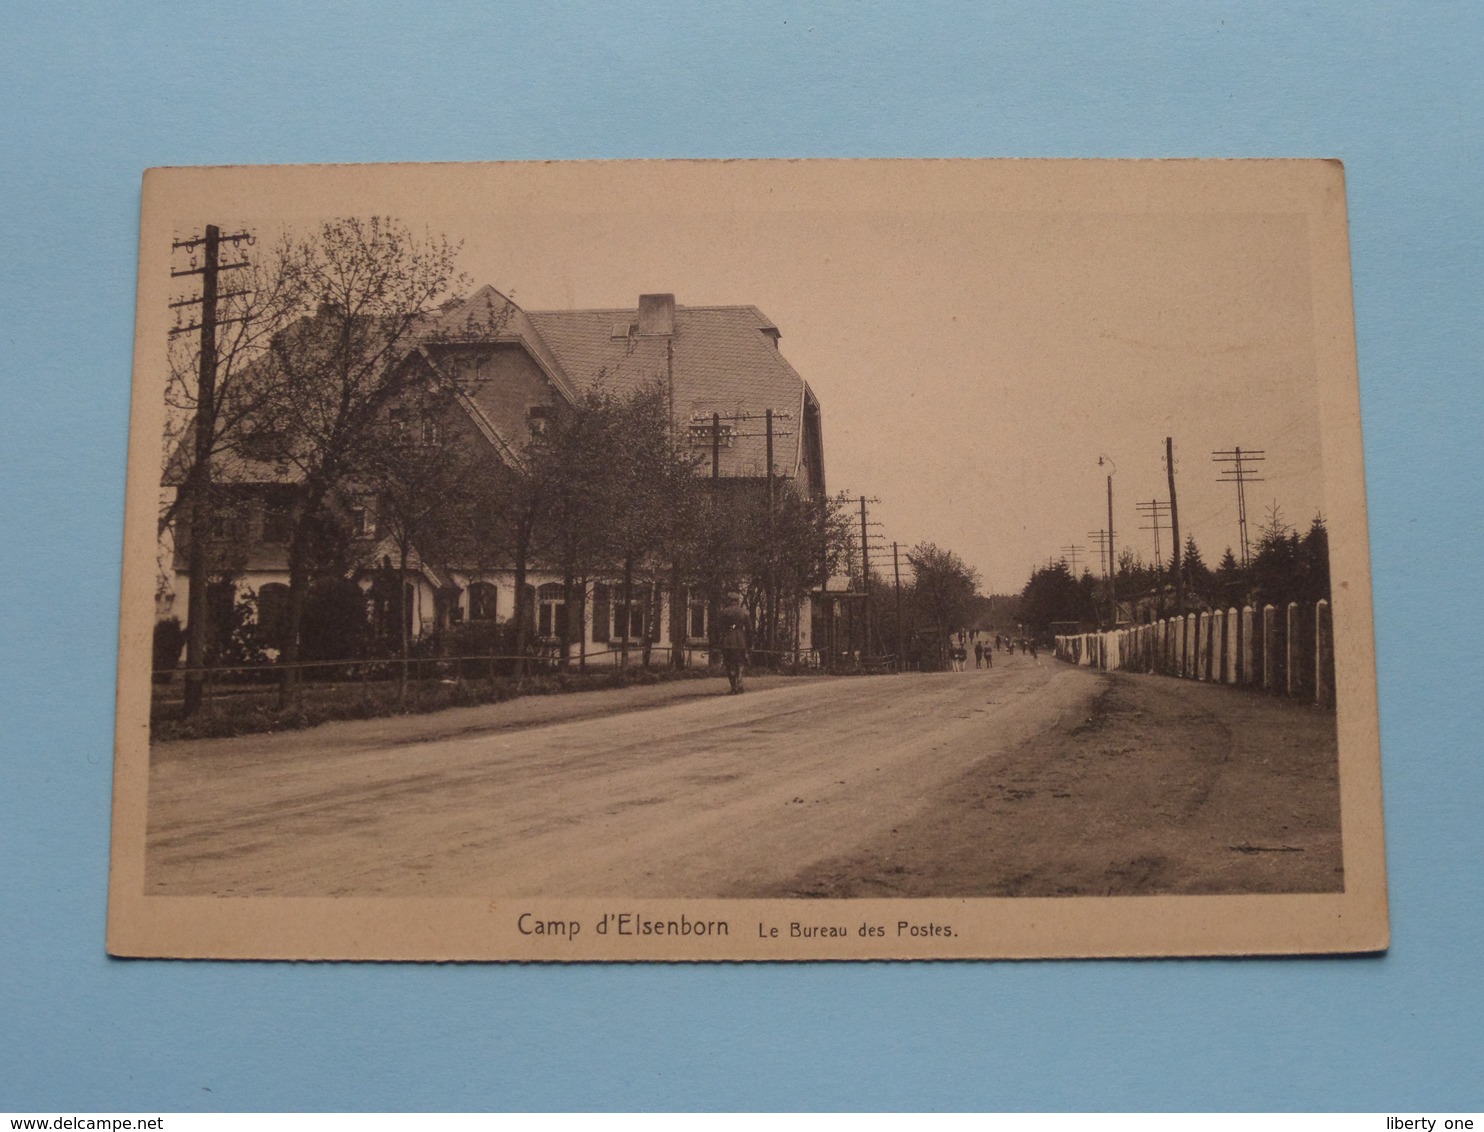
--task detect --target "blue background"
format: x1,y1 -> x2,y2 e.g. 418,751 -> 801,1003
2,1 -> 1479,1112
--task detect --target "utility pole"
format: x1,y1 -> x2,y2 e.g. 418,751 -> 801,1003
694,408 -> 796,659
1060,544 -> 1085,575
1106,473 -> 1117,626
892,541 -> 905,669
1088,528 -> 1111,629
708,410 -> 721,662
1213,446 -> 1266,566
859,495 -> 872,658
1136,499 -> 1171,569
1087,529 -> 1111,577
170,223 -> 250,717
711,411 -> 721,482
1166,436 -> 1182,612
765,408 -> 776,657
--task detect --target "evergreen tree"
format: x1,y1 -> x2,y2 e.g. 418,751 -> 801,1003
1017,560 -> 1093,634
1214,546 -> 1246,608
1180,534 -> 1214,607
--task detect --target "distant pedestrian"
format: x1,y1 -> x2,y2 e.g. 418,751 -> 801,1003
718,592 -> 749,694
974,641 -> 984,669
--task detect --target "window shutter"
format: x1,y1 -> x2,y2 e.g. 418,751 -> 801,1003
591,585 -> 610,643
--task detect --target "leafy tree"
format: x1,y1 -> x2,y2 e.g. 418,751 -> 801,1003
246,217 -> 466,703
161,231 -> 312,538
359,386 -> 486,700
908,542 -> 981,642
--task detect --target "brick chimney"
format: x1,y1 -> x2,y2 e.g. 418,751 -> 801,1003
637,293 -> 675,336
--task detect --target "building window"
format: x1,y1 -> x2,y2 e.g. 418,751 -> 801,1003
689,597 -> 708,640
261,491 -> 291,544
390,408 -> 411,445
528,405 -> 551,437
350,504 -> 376,539
536,583 -> 567,640
256,582 -> 290,648
588,584 -> 645,643
468,582 -> 497,621
420,417 -> 442,446
609,592 -> 647,641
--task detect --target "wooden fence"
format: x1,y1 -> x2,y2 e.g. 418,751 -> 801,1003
1053,600 -> 1336,708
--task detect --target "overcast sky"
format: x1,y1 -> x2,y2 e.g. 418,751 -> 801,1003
159,160 -> 1335,595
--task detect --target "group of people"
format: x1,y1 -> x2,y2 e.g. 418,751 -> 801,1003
991,633 -> 1037,658
719,605 -> 1046,688
946,629 -> 1038,672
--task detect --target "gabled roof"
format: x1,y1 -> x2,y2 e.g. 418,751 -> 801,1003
357,535 -> 455,590
164,290 -> 820,489
424,285 -> 578,403
521,302 -> 810,479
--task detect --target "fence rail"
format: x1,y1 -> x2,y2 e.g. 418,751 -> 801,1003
152,644 -> 897,709
1053,600 -> 1336,708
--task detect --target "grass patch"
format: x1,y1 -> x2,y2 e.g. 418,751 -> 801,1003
151,664 -> 717,743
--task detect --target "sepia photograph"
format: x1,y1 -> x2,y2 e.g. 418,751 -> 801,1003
107,159 -> 1387,959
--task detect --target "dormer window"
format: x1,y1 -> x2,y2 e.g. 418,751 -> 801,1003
528,405 -> 551,437
350,504 -> 377,539
389,408 -> 411,444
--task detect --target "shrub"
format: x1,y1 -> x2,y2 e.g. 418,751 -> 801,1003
152,618 -> 184,682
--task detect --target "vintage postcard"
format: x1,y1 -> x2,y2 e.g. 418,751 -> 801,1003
107,159 -> 1387,959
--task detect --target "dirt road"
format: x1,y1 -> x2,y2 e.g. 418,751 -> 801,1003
146,650 -> 1341,898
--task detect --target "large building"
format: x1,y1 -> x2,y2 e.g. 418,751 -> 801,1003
160,289 -> 827,666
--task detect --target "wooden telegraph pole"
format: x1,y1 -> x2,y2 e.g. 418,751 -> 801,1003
171,224 -> 250,717
1166,436 -> 1182,613
859,495 -> 872,658
765,408 -> 776,659
1106,472 -> 1116,627
892,540 -> 905,670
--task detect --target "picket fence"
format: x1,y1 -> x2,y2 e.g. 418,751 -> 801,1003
1053,600 -> 1336,708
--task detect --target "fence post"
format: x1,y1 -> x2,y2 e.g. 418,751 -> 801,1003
1181,613 -> 1193,678
1286,601 -> 1300,698
1207,611 -> 1218,681
1224,608 -> 1238,685
1215,612 -> 1226,683
1316,599 -> 1335,707
1261,604 -> 1275,691
1195,612 -> 1208,681
1241,606 -> 1255,685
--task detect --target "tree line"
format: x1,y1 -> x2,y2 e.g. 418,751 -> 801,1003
1015,507 -> 1332,637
